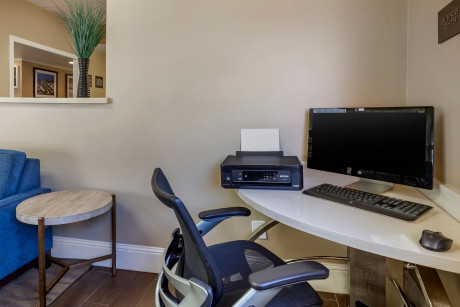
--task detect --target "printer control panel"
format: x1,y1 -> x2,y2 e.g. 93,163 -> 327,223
231,170 -> 291,184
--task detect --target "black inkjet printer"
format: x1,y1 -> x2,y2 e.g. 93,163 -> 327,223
221,151 -> 303,190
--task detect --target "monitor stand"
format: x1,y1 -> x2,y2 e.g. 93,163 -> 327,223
345,178 -> 393,194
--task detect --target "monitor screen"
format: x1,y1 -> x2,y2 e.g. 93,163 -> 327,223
307,107 -> 434,189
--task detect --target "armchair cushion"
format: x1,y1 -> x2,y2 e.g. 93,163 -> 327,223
0,150 -> 26,200
17,158 -> 41,193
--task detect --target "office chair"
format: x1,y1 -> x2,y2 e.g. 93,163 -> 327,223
152,168 -> 329,307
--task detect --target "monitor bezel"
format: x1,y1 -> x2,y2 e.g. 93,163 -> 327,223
307,106 -> 434,190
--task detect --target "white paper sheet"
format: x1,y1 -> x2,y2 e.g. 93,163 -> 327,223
240,129 -> 280,151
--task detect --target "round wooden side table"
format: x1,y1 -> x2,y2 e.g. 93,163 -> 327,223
16,190 -> 116,307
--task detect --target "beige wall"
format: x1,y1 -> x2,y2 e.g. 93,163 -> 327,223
407,0 -> 460,190
0,0 -> 105,98
2,0 -> 458,301
1,0 -> 406,257
88,50 -> 106,98
407,0 -> 460,303
18,61 -> 72,98
104,0 -> 407,256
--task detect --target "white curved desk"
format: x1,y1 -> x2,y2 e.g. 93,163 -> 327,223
237,169 -> 460,306
237,169 -> 460,274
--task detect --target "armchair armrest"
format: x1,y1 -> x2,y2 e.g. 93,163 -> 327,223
248,261 -> 329,290
198,207 -> 250,220
0,187 -> 51,209
196,207 -> 251,236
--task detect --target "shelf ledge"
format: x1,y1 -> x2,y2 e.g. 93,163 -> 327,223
0,97 -> 110,104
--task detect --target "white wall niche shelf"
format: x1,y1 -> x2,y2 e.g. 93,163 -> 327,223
9,35 -> 78,98
0,97 -> 109,104
8,36 -> 107,102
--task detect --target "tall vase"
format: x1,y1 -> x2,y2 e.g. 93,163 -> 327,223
77,58 -> 90,98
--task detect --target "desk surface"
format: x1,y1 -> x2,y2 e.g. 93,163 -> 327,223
16,190 -> 112,226
237,169 -> 460,274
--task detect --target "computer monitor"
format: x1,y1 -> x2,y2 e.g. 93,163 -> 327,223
307,106 -> 434,191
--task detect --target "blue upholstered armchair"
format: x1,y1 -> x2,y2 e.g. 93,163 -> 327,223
0,149 -> 52,281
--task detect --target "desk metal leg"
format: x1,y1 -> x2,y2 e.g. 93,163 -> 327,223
404,263 -> 452,307
247,219 -> 279,241
38,217 -> 46,307
111,194 -> 117,277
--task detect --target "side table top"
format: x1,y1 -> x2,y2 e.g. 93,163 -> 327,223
16,190 -> 113,226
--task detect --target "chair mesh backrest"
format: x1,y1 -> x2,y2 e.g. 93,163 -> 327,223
151,168 -> 223,304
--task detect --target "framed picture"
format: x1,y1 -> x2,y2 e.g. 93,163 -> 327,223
14,65 -> 20,88
66,74 -> 73,98
95,75 -> 103,88
88,74 -> 92,87
33,68 -> 57,98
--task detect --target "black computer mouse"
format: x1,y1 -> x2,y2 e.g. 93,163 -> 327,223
419,230 -> 453,252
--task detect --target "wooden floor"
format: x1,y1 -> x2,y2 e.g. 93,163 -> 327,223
318,291 -> 350,307
50,266 -> 158,307
51,266 -> 349,307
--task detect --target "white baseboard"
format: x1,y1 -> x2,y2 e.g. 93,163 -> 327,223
51,236 -> 164,273
52,235 -> 348,293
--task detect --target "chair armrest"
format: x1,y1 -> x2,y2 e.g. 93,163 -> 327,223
196,207 -> 251,236
198,207 -> 251,220
248,261 -> 329,291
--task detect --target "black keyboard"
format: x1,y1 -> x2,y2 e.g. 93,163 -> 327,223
303,183 -> 433,221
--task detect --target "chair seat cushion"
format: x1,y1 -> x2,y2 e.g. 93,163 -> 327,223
208,240 -> 322,307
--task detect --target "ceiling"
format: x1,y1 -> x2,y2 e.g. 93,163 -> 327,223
14,43 -> 75,70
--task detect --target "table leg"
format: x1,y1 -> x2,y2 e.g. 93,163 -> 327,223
111,194 -> 117,277
38,217 -> 46,307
